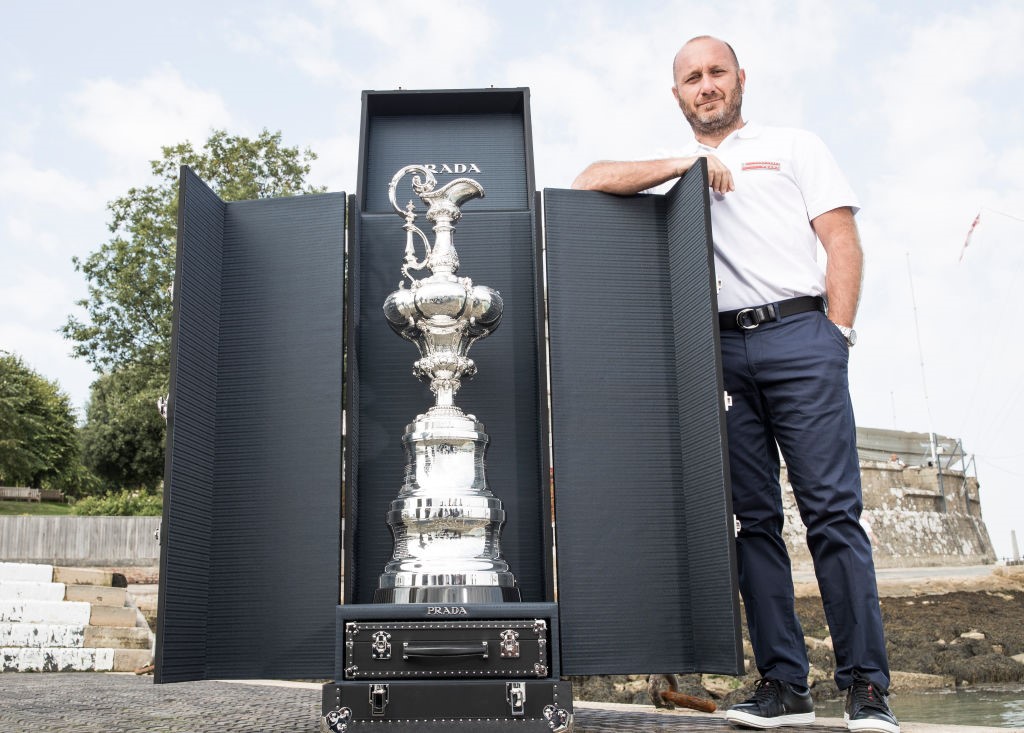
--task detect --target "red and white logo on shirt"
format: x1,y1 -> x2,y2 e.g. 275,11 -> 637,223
741,160 -> 781,171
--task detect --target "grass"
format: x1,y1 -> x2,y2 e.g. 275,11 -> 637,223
0,500 -> 75,516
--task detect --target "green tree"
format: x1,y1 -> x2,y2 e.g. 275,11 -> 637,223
79,366 -> 166,493
62,128 -> 324,378
0,352 -> 81,491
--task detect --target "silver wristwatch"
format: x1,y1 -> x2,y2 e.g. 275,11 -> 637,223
836,324 -> 857,346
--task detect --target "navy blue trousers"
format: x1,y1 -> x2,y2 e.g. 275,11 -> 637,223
719,310 -> 890,691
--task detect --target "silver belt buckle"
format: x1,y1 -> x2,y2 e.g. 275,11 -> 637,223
736,308 -> 759,330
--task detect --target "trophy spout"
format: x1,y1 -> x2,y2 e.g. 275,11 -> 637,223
425,178 -> 486,211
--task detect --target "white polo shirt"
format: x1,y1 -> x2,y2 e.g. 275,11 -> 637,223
674,123 -> 859,312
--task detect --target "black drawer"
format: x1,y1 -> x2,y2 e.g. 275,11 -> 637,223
344,619 -> 549,679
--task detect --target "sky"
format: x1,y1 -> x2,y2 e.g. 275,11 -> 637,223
1,0 -> 1021,559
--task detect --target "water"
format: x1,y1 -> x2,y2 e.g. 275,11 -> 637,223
816,686 -> 1024,729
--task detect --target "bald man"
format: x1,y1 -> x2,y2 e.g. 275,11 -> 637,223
574,36 -> 898,733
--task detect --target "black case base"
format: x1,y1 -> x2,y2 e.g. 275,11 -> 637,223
321,679 -> 573,732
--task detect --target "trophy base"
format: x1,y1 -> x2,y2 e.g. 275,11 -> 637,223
373,585 -> 521,604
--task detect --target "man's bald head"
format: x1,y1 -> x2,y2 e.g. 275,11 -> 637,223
672,36 -> 740,79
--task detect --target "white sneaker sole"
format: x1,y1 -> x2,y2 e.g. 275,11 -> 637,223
725,710 -> 816,728
845,712 -> 901,733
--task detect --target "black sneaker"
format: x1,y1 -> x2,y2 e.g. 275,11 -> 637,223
845,672 -> 900,733
725,678 -> 815,729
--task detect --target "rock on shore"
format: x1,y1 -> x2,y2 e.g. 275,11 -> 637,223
570,566 -> 1024,708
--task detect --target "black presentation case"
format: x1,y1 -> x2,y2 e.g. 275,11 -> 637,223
322,603 -> 571,731
325,88 -> 571,731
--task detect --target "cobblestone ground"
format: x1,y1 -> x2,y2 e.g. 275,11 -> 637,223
0,674 -> 322,733
0,673 -> 851,732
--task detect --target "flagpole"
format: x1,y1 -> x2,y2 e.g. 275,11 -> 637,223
906,253 -> 937,465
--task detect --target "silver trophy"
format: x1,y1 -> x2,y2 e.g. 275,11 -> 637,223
374,164 -> 521,604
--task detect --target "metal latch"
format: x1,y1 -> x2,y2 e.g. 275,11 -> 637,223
371,631 -> 392,660
506,682 -> 526,717
369,684 -> 389,716
322,706 -> 353,733
499,629 -> 520,658
723,390 -> 733,412
543,704 -> 572,733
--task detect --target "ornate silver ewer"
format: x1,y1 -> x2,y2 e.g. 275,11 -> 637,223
374,164 -> 521,604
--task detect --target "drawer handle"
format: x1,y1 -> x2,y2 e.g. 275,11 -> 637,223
402,641 -> 489,659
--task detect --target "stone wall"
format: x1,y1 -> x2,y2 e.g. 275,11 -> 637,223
781,460 -> 996,569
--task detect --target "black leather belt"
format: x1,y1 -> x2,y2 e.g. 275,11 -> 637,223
719,295 -> 826,331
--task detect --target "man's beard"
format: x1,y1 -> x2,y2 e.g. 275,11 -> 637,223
682,82 -> 743,137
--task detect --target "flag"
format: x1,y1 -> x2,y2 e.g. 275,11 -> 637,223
959,211 -> 981,262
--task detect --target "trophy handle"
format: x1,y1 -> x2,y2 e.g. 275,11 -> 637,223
389,165 -> 437,286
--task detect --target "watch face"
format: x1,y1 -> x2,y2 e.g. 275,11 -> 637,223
847,328 -> 857,346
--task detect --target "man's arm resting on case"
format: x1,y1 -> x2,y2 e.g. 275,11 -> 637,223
813,206 -> 863,328
571,156 -> 734,195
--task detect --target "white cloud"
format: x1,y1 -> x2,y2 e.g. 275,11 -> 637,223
870,6 -> 1024,173
0,151 -> 101,212
266,13 -> 347,82
308,131 -> 360,194
5,215 -> 63,257
326,0 -> 495,57
240,0 -> 497,89
66,66 -> 232,163
6,66 -> 35,85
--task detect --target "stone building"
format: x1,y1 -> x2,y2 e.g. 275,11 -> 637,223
781,427 -> 996,568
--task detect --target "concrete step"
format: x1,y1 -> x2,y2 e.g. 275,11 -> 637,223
0,622 -> 151,651
2,647 -> 115,672
0,623 -> 85,648
89,604 -> 136,628
0,562 -> 53,583
3,646 -> 152,672
53,567 -> 116,587
65,584 -> 127,607
83,625 -> 151,650
127,583 -> 158,613
112,648 -> 151,671
0,599 -> 91,625
0,564 -> 153,672
0,581 -> 67,602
